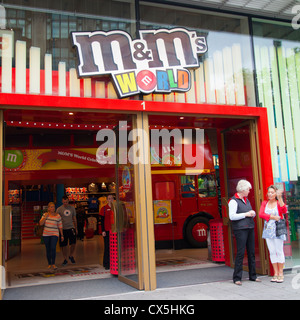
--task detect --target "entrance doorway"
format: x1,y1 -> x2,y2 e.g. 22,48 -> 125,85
147,112 -> 271,278
3,109 -> 143,289
221,120 -> 267,275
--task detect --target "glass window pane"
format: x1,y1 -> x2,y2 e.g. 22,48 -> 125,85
140,4 -> 256,106
180,175 -> 196,198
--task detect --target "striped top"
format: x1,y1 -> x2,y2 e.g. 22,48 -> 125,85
42,214 -> 63,237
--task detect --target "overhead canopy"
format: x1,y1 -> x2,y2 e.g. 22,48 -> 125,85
169,0 -> 298,20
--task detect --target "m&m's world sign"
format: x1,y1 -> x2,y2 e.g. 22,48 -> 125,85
71,28 -> 207,98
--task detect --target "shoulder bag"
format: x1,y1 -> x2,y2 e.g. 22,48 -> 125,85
275,218 -> 287,237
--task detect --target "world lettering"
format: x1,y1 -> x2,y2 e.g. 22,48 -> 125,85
71,28 -> 207,98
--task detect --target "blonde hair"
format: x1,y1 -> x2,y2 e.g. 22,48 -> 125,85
48,202 -> 55,209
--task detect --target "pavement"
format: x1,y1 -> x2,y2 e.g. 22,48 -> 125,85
2,265 -> 300,301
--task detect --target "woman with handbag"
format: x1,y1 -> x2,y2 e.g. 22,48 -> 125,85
259,185 -> 287,283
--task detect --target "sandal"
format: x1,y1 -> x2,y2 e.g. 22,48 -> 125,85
277,275 -> 284,283
234,281 -> 242,286
271,276 -> 278,282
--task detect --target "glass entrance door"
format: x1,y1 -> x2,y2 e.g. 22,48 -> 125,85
115,115 -> 142,289
221,120 -> 267,275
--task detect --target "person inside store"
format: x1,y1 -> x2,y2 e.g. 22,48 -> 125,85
228,180 -> 261,285
57,196 -> 77,266
99,194 -> 115,270
39,202 -> 63,270
259,185 -> 287,283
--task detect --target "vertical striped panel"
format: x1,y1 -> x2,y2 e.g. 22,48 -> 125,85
107,82 -> 118,99
175,92 -> 185,103
153,94 -> 164,102
143,94 -> 153,101
165,92 -> 175,102
213,51 -> 226,104
232,44 -> 245,106
296,51 -> 300,98
260,46 -> 279,178
58,62 -> 66,96
254,46 -> 264,106
95,81 -> 105,98
44,54 -> 52,95
286,48 -> 300,176
204,57 -> 216,104
1,33 -> 13,93
195,63 -> 206,103
186,70 -> 196,103
15,41 -> 26,94
269,46 -> 288,181
222,47 -> 235,105
29,47 -> 40,94
69,68 -> 80,97
277,46 -> 297,181
83,78 -> 92,97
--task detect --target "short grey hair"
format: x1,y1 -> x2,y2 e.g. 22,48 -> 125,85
236,180 -> 252,192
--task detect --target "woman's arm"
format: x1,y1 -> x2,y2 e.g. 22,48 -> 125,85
259,201 -> 270,222
39,212 -> 48,225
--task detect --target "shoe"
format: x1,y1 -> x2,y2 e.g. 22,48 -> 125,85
69,256 -> 76,264
52,265 -> 58,270
234,281 -> 242,285
250,278 -> 262,282
277,275 -> 284,283
62,259 -> 68,266
105,266 -> 110,270
271,276 -> 278,282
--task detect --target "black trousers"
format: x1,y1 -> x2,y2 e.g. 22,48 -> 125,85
233,228 -> 257,282
103,231 -> 110,268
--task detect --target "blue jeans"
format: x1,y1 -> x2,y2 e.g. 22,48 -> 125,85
43,236 -> 58,265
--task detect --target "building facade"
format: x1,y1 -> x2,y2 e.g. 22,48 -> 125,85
0,0 -> 299,296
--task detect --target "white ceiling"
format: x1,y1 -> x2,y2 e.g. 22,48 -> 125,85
169,0 -> 300,20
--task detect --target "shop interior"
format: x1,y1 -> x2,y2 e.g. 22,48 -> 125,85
3,109 -> 248,287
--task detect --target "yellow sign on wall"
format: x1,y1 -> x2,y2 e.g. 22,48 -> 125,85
153,200 -> 172,224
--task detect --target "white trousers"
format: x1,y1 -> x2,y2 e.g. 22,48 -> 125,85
266,238 -> 285,264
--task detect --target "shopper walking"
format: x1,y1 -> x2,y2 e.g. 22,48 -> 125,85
99,194 -> 115,270
228,180 -> 261,285
39,202 -> 63,269
259,185 -> 287,283
57,196 -> 77,266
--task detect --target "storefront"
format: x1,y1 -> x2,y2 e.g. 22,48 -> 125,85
0,0 -> 299,297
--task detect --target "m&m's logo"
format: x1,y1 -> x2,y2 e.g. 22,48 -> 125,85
72,28 -> 207,98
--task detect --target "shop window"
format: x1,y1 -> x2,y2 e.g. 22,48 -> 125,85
198,174 -> 217,198
33,133 -> 70,147
74,133 -> 95,146
3,1 -> 135,71
5,134 -> 29,148
155,181 -> 175,200
140,3 -> 256,107
180,176 -> 196,198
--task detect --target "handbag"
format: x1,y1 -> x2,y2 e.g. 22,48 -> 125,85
275,218 -> 287,237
